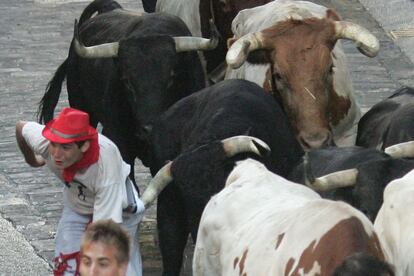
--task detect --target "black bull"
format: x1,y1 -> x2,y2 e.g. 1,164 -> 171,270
288,146 -> 414,222
38,2 -> 217,190
146,79 -> 304,275
356,86 -> 414,150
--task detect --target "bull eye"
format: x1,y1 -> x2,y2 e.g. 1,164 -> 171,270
218,0 -> 228,9
272,72 -> 282,81
329,64 -> 334,74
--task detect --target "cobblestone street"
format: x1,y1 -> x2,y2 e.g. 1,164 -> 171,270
0,0 -> 413,275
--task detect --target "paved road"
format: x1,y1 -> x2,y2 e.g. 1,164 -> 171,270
359,0 -> 414,65
0,0 -> 413,275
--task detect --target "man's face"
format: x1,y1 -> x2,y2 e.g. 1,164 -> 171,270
80,241 -> 128,276
48,141 -> 87,169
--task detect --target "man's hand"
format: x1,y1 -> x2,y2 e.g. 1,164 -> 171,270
16,121 -> 46,167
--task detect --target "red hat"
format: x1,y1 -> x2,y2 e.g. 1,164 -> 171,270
42,107 -> 97,143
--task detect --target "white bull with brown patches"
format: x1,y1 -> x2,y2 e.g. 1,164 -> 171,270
375,168 -> 414,276
193,159 -> 390,276
225,0 -> 379,149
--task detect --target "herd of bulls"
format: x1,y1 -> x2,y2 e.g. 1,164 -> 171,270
37,0 -> 414,275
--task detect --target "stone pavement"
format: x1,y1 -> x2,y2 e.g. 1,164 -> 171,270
359,0 -> 414,65
0,188 -> 50,275
0,0 -> 413,275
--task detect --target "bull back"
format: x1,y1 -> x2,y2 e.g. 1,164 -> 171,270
194,159 -> 388,275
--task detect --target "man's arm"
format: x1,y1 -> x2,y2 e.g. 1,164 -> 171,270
15,121 -> 46,167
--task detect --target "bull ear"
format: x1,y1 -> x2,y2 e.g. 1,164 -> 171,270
384,141 -> 414,158
326,9 -> 341,21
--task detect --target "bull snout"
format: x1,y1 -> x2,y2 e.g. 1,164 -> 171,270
298,130 -> 333,149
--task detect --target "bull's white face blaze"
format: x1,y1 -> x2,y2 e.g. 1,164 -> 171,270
259,16 -> 351,149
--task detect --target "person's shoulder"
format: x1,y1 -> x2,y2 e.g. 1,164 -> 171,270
98,134 -> 115,146
23,121 -> 44,130
22,121 -> 45,137
97,134 -> 121,156
96,134 -> 130,177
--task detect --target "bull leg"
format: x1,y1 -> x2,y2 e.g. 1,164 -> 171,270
100,83 -> 140,193
157,187 -> 188,276
118,138 -> 139,193
123,152 -> 138,193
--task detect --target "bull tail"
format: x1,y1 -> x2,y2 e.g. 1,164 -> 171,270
37,59 -> 68,123
78,0 -> 122,26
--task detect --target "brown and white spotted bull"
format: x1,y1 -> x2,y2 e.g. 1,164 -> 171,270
225,0 -> 380,149
155,0 -> 272,81
193,159 -> 392,276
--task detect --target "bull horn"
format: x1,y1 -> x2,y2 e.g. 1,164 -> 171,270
141,161 -> 173,208
221,135 -> 271,157
226,31 -> 265,69
174,36 -> 218,52
75,35 -> 217,57
74,40 -> 119,58
384,141 -> 414,158
72,19 -> 119,58
174,19 -> 219,52
303,152 -> 358,191
73,33 -> 218,58
334,21 -> 379,58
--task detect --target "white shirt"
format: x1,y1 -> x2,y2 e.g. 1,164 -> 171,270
22,122 -> 131,223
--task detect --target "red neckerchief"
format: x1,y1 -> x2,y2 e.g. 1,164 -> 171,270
63,135 -> 100,183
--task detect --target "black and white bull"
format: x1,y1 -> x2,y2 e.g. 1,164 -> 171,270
288,144 -> 414,222
37,0 -> 218,189
357,86 -> 414,152
155,0 -> 272,81
142,79 -> 304,275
